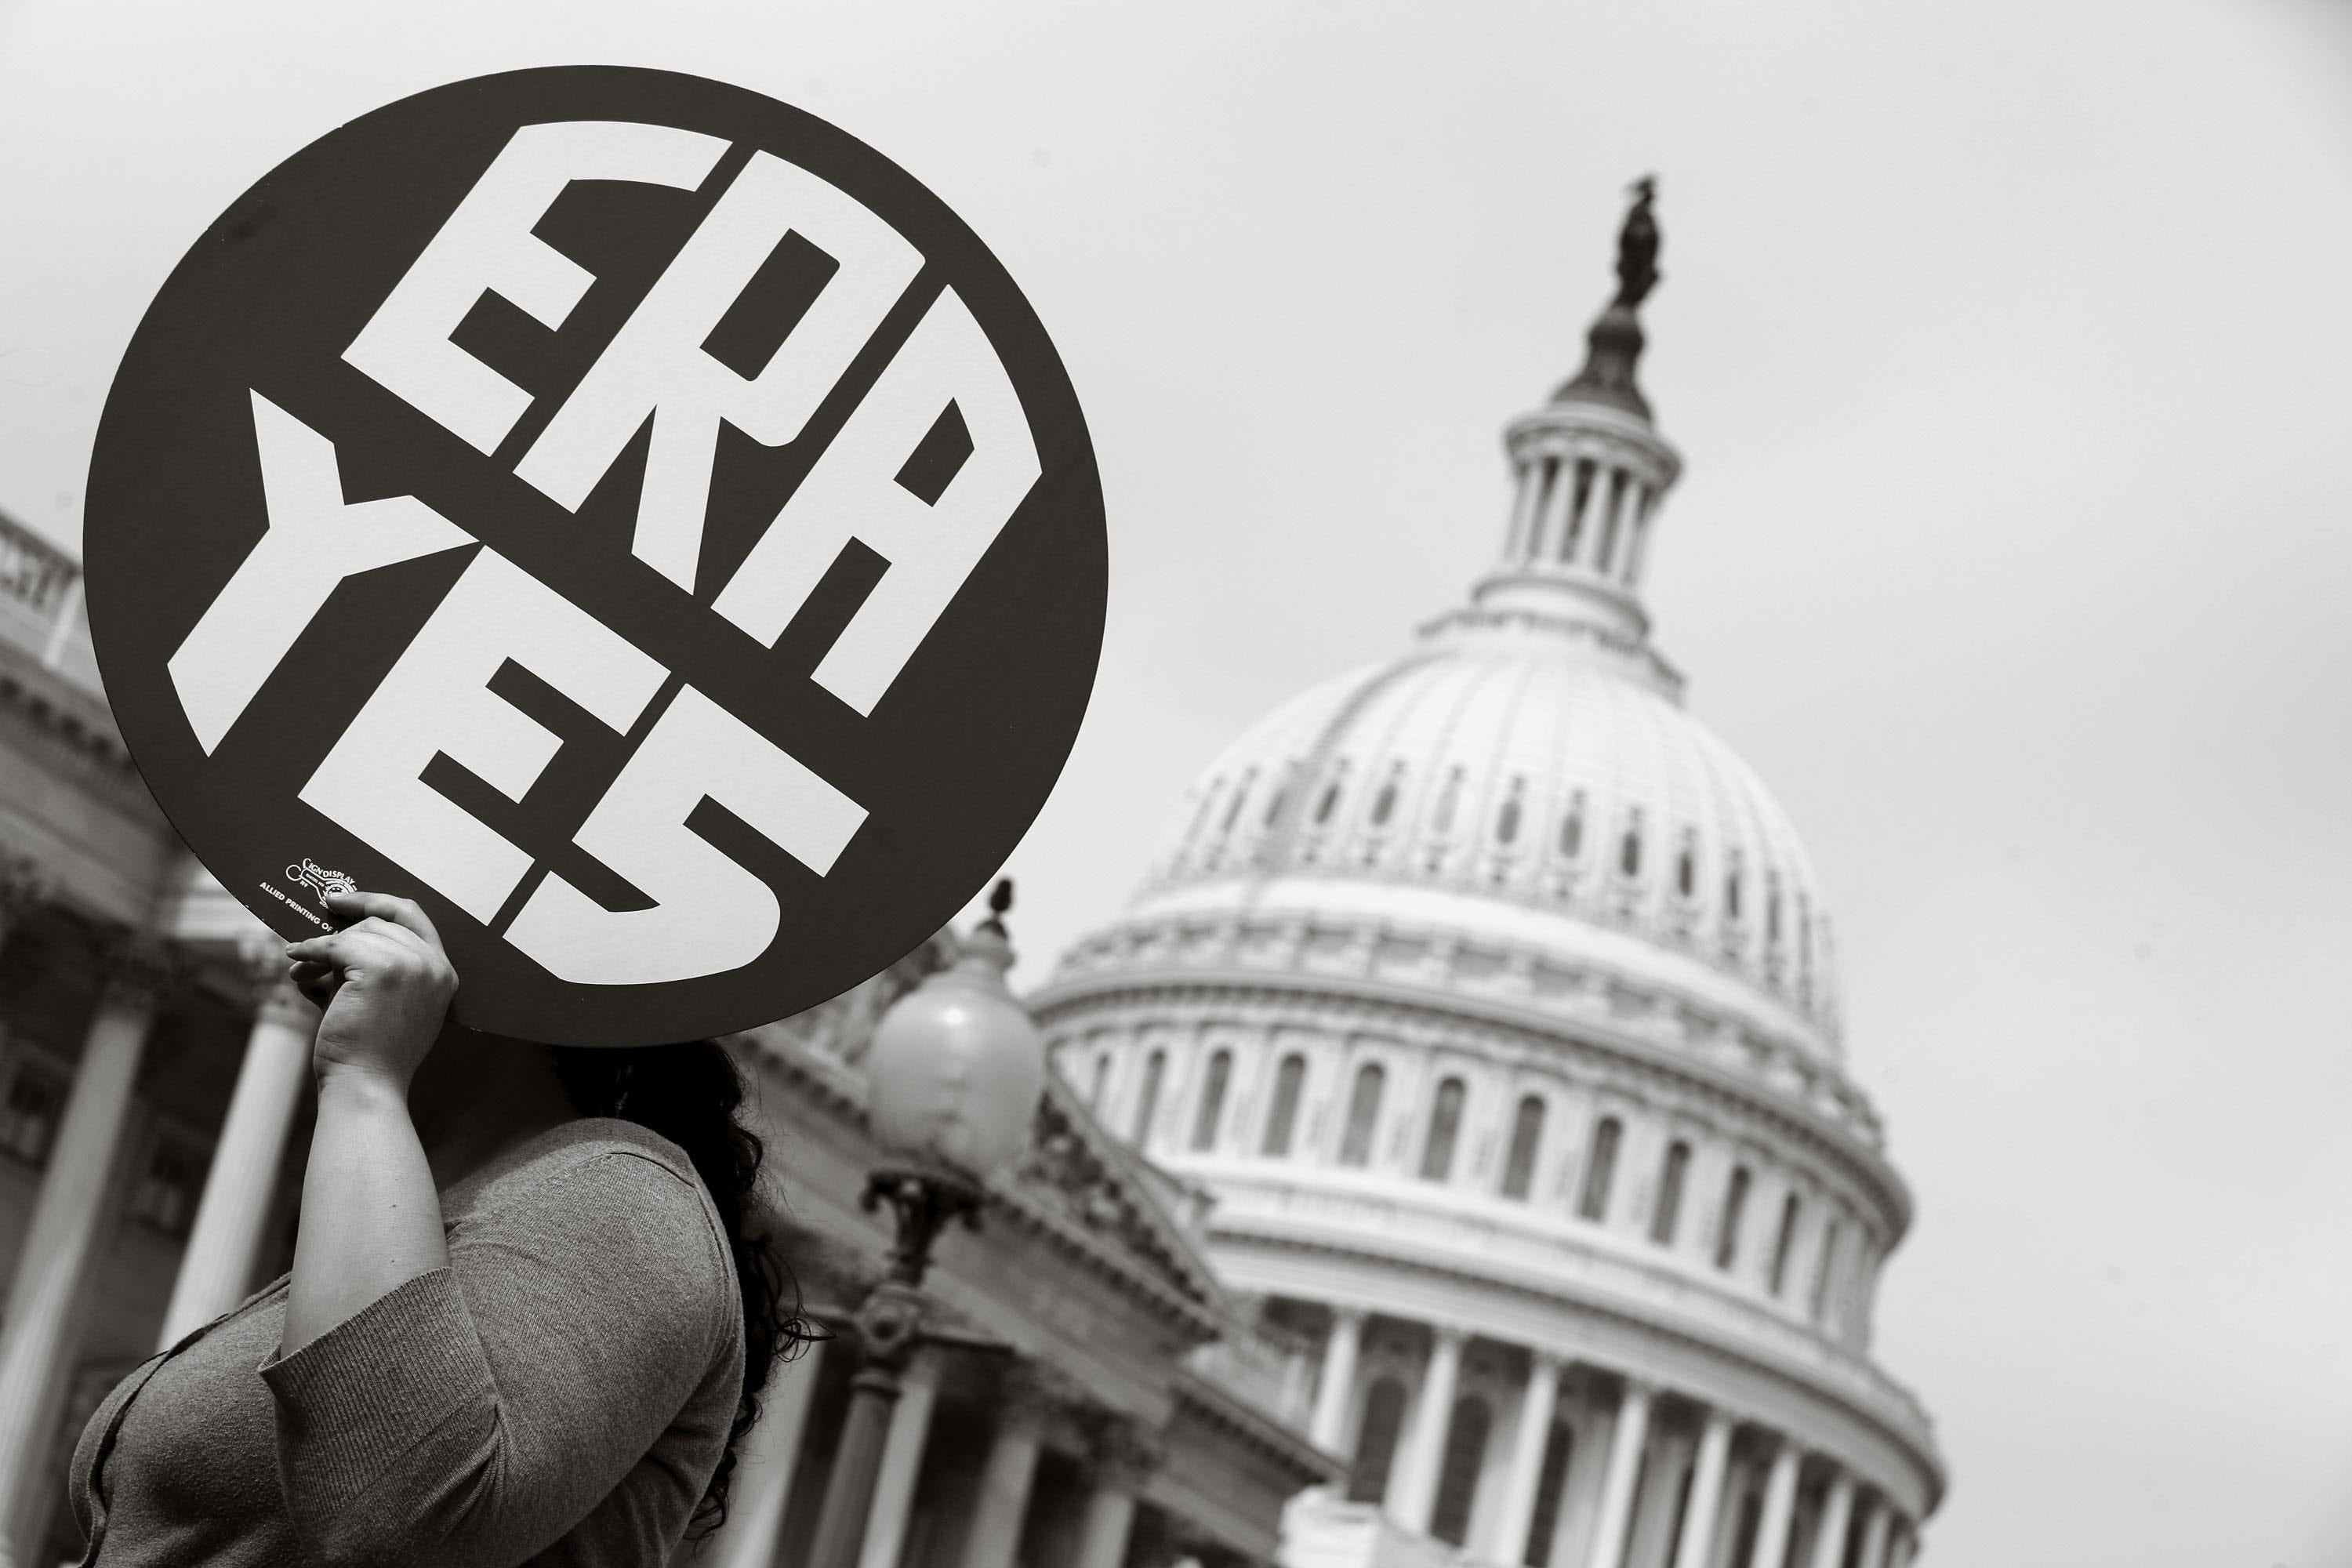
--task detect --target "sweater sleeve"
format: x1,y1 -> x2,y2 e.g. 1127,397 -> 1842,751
260,1148 -> 735,1567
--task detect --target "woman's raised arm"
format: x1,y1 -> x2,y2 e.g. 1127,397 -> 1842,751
279,889 -> 458,1357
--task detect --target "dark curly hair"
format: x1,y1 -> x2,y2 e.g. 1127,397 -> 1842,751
551,1040 -> 808,1536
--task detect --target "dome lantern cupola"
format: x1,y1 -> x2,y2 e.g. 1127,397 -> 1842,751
1472,177 -> 1684,664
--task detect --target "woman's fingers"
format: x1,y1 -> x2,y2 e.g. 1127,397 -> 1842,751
321,888 -> 444,950
285,930 -> 359,968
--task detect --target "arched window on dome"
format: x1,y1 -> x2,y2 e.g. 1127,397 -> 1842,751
1715,1166 -> 1752,1271
1314,775 -> 1345,826
1191,1049 -> 1232,1152
1261,1052 -> 1307,1156
1088,1051 -> 1110,1112
1262,779 -> 1289,828
1811,1220 -> 1843,1323
1501,1094 -> 1545,1200
1348,1377 -> 1407,1504
1769,1192 -> 1802,1296
1219,771 -> 1254,835
1432,767 -> 1465,836
1559,797 -> 1587,860
1766,876 -> 1784,944
1650,1140 -> 1691,1243
1675,834 -> 1697,898
1372,765 -> 1405,829
1618,821 -> 1642,879
1131,1049 -> 1167,1148
1419,1077 -> 1466,1181
1184,780 -> 1221,850
1339,1063 -> 1386,1167
1795,895 -> 1814,996
1724,864 -> 1743,920
1495,781 -> 1525,848
1523,1419 -> 1577,1566
1576,1117 -> 1622,1221
1429,1394 -> 1492,1546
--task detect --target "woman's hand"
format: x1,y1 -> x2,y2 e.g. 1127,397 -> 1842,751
285,889 -> 456,1093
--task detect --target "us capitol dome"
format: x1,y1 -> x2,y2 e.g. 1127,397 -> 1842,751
1029,184 -> 1946,1568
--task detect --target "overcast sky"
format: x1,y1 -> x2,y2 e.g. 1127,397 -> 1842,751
4,2 -> 2350,1563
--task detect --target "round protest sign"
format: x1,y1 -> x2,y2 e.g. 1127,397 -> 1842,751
84,67 -> 1106,1046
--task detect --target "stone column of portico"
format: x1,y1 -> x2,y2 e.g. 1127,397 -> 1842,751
1668,1410 -> 1733,1568
1075,1418 -> 1162,1568
1852,1497 -> 1893,1568
858,1348 -> 946,1568
1389,1325 -> 1466,1531
0,938 -> 171,1566
1744,1443 -> 1802,1568
960,1367 -> 1055,1568
1486,1352 -> 1562,1565
1310,1307 -> 1366,1454
1802,1472 -> 1854,1568
1581,1381 -> 1651,1568
702,1338 -> 830,1568
158,938 -> 319,1346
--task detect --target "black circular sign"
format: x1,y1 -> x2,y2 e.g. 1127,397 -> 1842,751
85,67 -> 1105,1045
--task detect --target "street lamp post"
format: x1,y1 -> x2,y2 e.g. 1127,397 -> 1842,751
805,883 -> 1046,1568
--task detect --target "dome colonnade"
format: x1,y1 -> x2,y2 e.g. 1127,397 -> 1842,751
1031,184 -> 1944,1568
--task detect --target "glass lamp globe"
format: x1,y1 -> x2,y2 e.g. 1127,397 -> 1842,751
864,888 -> 1045,1181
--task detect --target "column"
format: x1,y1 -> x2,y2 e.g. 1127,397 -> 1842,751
158,938 -> 320,1345
1669,1412 -> 1733,1568
960,1367 -> 1054,1568
858,1349 -> 945,1568
1883,1521 -> 1915,1568
1076,1420 -> 1162,1568
701,1338 -> 829,1568
1390,1325 -> 1465,1531
1537,453 -> 1577,561
0,939 -> 169,1564
1487,1352 -> 1562,1565
1853,1498 -> 1893,1568
1803,1472 -> 1853,1568
1505,459 -> 1544,563
1310,1307 -> 1365,1453
1624,1426 -> 1690,1568
1744,1443 -> 1800,1568
1581,1381 -> 1651,1568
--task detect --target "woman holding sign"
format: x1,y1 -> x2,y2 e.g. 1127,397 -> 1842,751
66,890 -> 799,1566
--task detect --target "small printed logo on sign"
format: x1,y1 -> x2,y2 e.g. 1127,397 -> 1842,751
82,67 -> 1106,1046
285,859 -> 359,904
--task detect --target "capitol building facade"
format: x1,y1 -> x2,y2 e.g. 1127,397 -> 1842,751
1032,195 -> 1945,1568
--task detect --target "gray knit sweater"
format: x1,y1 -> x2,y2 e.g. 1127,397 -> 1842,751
68,1118 -> 745,1566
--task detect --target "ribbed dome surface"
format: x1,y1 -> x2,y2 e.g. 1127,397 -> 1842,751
1134,616 -> 1841,1044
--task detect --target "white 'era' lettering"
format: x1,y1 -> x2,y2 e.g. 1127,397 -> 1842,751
710,286 -> 1040,715
515,149 -> 922,591
343,120 -> 728,455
